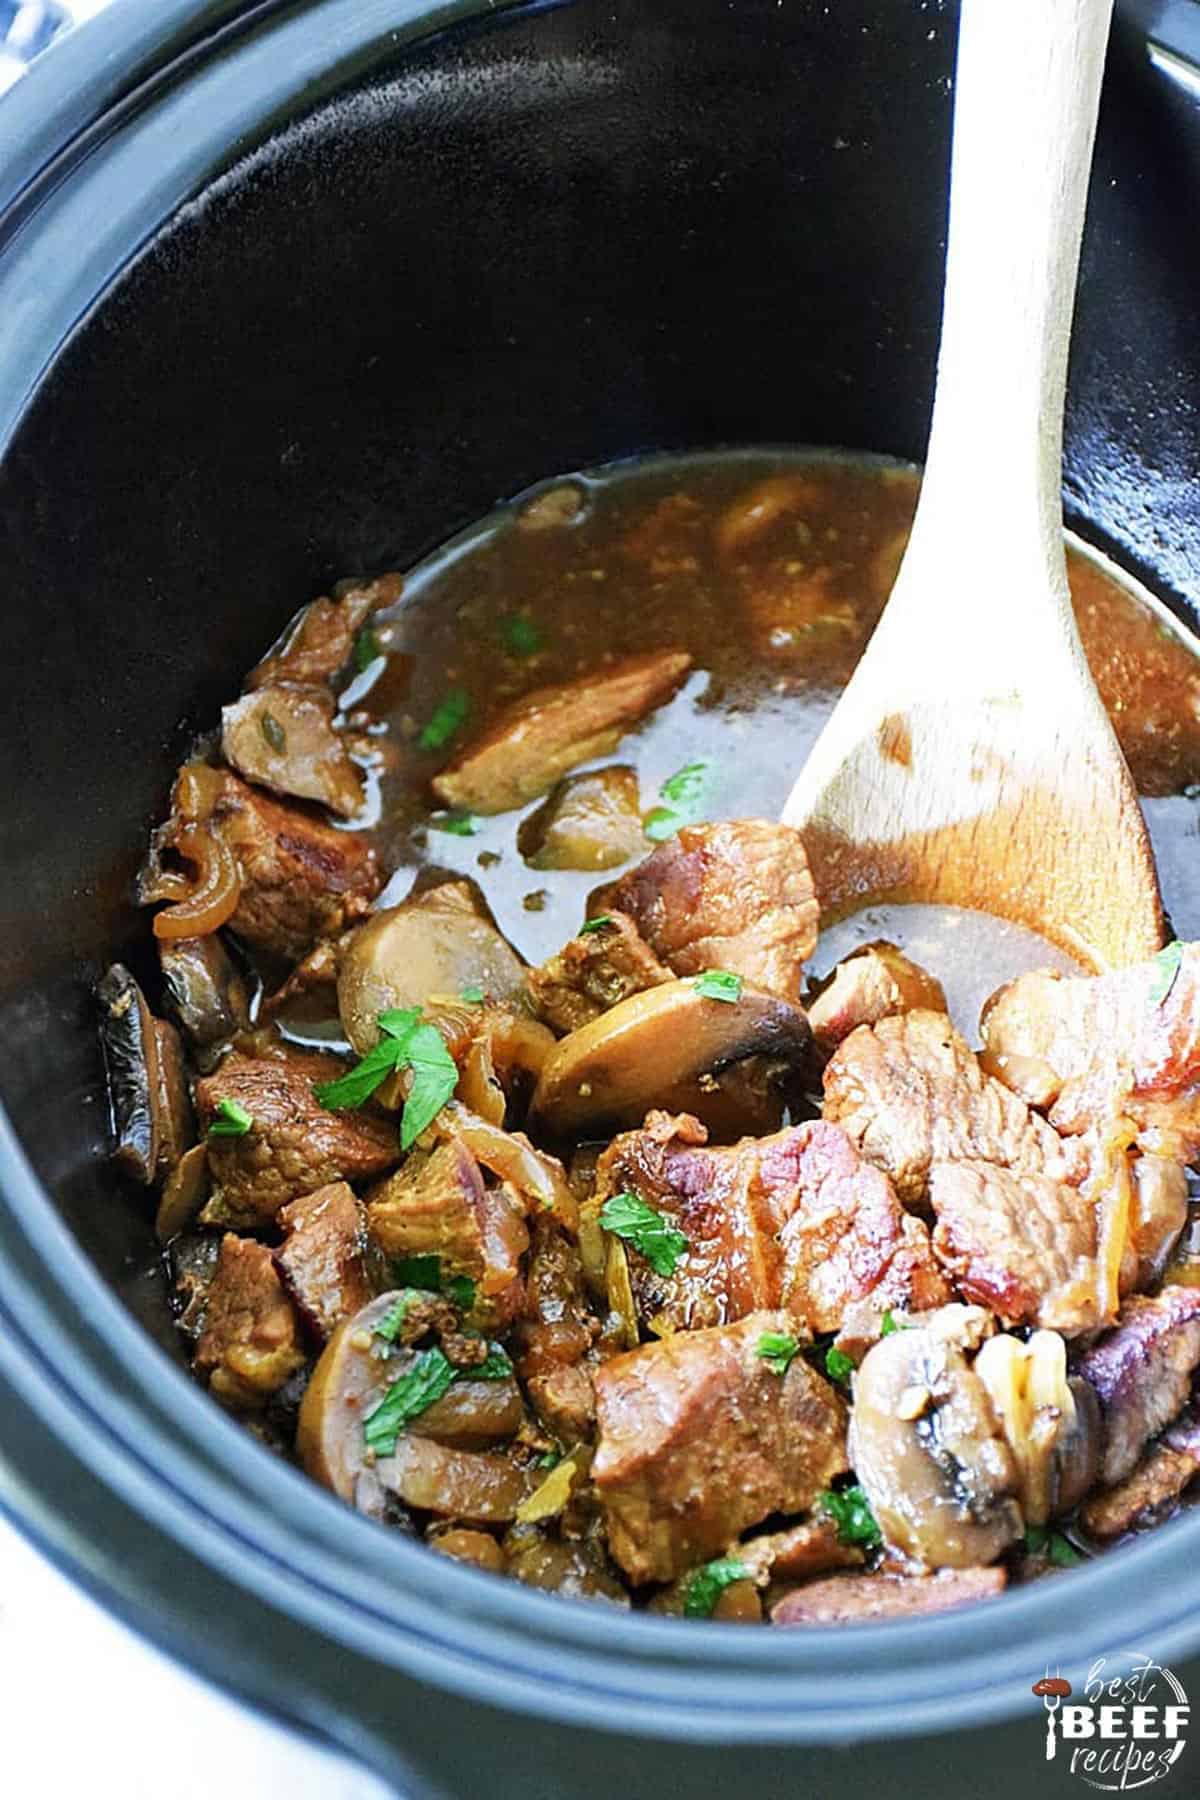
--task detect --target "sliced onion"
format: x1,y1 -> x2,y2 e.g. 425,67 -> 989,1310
152,824 -> 242,940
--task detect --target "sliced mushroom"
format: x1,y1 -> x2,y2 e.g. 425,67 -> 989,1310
528,979 -> 812,1139
518,766 -> 644,872
155,1142 -> 209,1244
221,683 -> 364,818
381,1437 -> 538,1525
158,933 -> 250,1060
97,964 -> 193,1185
338,883 -> 526,1056
849,1304 -> 1024,1569
973,1330 -> 1100,1524
298,1292 -> 525,1503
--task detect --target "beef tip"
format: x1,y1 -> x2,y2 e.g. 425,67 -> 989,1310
432,650 -> 691,816
221,684 -> 365,819
930,1161 -> 1107,1336
158,933 -> 250,1062
195,1234 -> 307,1410
247,573 -> 402,690
808,940 -> 947,1057
275,1181 -> 375,1342
97,964 -> 193,1184
1080,1410 -> 1200,1540
517,766 -> 645,872
823,1010 -> 1084,1205
737,1516 -> 864,1587
591,1309 -> 848,1582
367,1138 -> 530,1330
1076,1287 -> 1200,1484
594,1112 -> 946,1336
771,1567 -> 1006,1627
526,911 -> 673,1035
980,948 -> 1200,1151
526,1363 -> 596,1446
595,819 -> 818,1002
196,1048 -> 398,1228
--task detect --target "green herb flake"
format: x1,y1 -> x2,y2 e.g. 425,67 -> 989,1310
431,809 -> 481,837
599,1190 -> 689,1279
579,915 -> 614,936
643,760 -> 713,842
756,1330 -> 802,1376
474,1346 -> 515,1381
1024,1524 -> 1084,1567
460,986 -> 485,1006
418,689 -> 470,752
817,1484 -> 882,1550
536,1450 -> 562,1470
694,969 -> 743,1004
1149,940 -> 1185,1008
880,1309 -> 909,1337
682,1557 -> 753,1620
392,1254 -> 443,1293
353,625 -> 382,672
501,614 -> 543,658
446,1274 -> 477,1311
824,1345 -> 855,1385
313,1034 -> 406,1111
260,710 -> 287,753
363,1346 -> 458,1454
314,1007 -> 458,1147
373,1294 -> 416,1344
207,1097 -> 253,1138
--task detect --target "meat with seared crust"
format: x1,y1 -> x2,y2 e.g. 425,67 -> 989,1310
592,1310 -> 848,1582
771,1567 -> 1006,1627
1076,1288 -> 1200,1484
595,819 -> 818,1003
737,1516 -> 863,1587
196,1048 -> 398,1228
526,911 -> 672,1035
808,940 -> 946,1057
594,1111 -> 947,1335
276,1181 -> 375,1342
1081,1410 -> 1200,1540
195,1234 -> 307,1410
930,1161 -> 1104,1336
246,574 -> 402,691
823,1010 -> 1085,1205
432,650 -> 691,816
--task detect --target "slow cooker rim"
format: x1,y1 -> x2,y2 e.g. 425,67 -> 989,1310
1,0 -> 1199,1753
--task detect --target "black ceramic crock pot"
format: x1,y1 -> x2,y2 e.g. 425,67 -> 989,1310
2,2 -> 1200,1793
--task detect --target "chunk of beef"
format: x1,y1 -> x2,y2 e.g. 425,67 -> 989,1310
517,766 -> 645,872
1076,1287 -> 1200,1484
432,650 -> 691,815
247,574 -> 402,690
771,1567 -> 1006,1627
591,1309 -> 848,1582
980,948 -> 1200,1154
737,1516 -> 864,1587
808,940 -> 946,1057
823,1010 -> 1085,1205
196,1048 -> 398,1228
594,1111 -> 946,1335
1080,1410 -> 1200,1540
595,819 -> 818,1002
526,911 -> 673,1035
195,1234 -> 307,1410
222,684 -> 364,818
275,1181 -> 374,1342
526,1365 -> 596,1446
210,772 -> 382,962
367,1138 -> 529,1329
930,1161 -> 1105,1336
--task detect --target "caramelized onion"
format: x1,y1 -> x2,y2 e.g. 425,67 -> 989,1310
152,825 -> 242,940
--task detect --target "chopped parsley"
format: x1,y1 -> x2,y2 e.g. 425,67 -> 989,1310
643,760 -> 712,842
1149,940 -> 1184,1008
313,1008 -> 458,1149
599,1191 -> 689,1278
501,614 -> 543,657
880,1309 -> 909,1336
207,1097 -> 253,1138
418,689 -> 470,752
757,1330 -> 802,1376
373,1294 -> 417,1343
390,1255 -> 475,1313
693,969 -> 743,1004
682,1557 -> 752,1619
474,1346 -> 514,1380
579,914 -> 614,936
259,710 -> 286,752
430,809 -> 481,837
446,1274 -> 477,1311
460,986 -> 485,1005
363,1346 -> 458,1454
817,1483 -> 882,1550
824,1345 -> 855,1385
1024,1524 -> 1084,1567
353,625 -> 382,672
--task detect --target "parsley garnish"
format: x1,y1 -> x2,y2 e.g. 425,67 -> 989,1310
1024,1524 -> 1084,1567
579,915 -> 613,936
313,1008 -> 458,1149
430,809 -> 480,836
501,614 -> 543,657
363,1347 -> 458,1453
390,1256 -> 475,1313
643,760 -> 712,842
880,1309 -> 909,1336
447,1274 -> 477,1311
353,625 -> 382,672
373,1294 -> 417,1343
418,689 -> 470,752
824,1345 -> 855,1385
1149,941 -> 1184,1008
599,1191 -> 689,1278
460,986 -> 485,1005
474,1346 -> 514,1380
694,969 -> 742,1003
817,1484 -> 882,1549
207,1097 -> 253,1138
260,710 -> 286,753
682,1557 -> 752,1619
757,1330 -> 802,1376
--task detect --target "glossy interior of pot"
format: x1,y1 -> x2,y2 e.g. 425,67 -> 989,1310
1,0 -> 1199,1713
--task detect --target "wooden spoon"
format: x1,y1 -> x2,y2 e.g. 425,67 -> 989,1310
781,0 -> 1164,972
